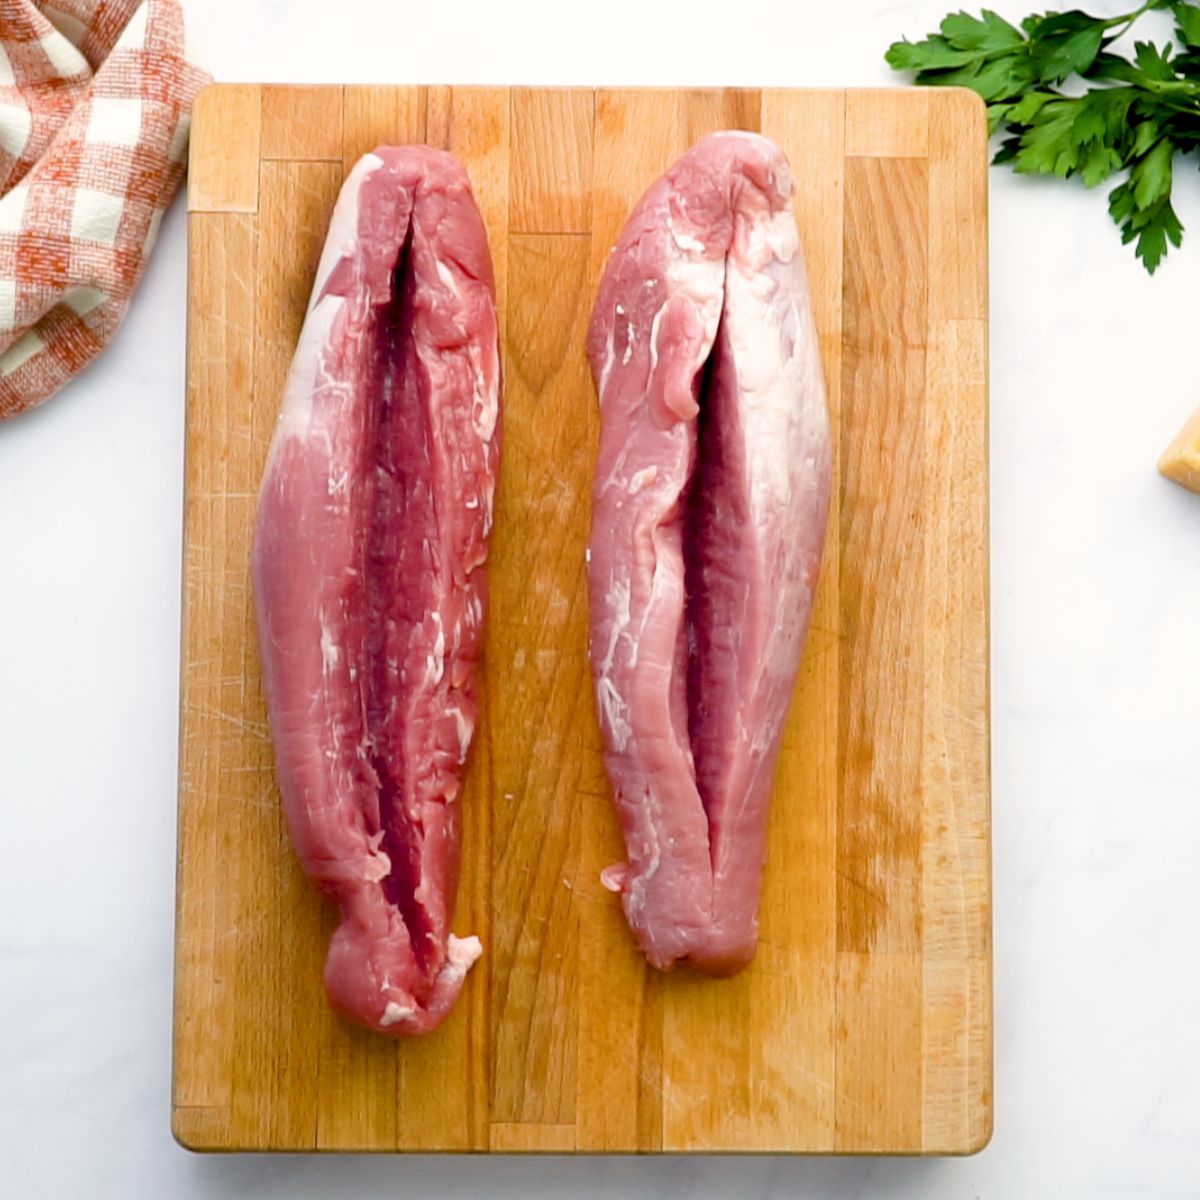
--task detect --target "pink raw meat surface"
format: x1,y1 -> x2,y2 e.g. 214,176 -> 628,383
252,147 -> 499,1035
586,132 -> 831,975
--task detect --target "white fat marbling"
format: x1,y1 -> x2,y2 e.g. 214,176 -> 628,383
425,611 -> 445,684
0,0 -> 1198,1197
379,1001 -> 417,1027
308,152 -> 383,315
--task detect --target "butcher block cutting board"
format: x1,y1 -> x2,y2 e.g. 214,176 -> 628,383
174,84 -> 991,1154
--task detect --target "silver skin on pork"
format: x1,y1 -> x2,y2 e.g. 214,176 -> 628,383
586,132 -> 831,975
252,147 -> 499,1035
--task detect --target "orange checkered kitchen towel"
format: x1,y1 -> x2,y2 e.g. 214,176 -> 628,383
0,0 -> 206,419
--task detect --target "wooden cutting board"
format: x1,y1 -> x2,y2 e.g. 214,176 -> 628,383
173,84 -> 991,1154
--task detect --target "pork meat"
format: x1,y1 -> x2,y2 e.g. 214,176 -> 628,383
252,147 -> 499,1035
586,131 -> 831,975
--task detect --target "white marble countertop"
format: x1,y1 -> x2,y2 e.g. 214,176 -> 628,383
2,0 -> 1198,1195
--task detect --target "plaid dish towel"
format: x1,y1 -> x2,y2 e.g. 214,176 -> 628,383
0,0 -> 207,420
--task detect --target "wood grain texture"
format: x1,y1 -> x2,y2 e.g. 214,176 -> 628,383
836,149 -> 929,1152
681,87 -> 761,142
341,86 -> 398,172
260,85 -> 343,160
187,85 -> 260,212
487,232 -> 591,1129
173,211 -> 257,1140
175,85 -> 991,1155
846,88 -> 930,158
510,89 -> 593,233
928,89 -> 988,322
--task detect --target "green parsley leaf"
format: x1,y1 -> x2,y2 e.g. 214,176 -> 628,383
987,102 -> 1013,133
884,36 -> 980,72
1174,2 -> 1200,48
1012,100 -> 1088,176
1080,140 -> 1124,185
1070,100 -> 1109,145
1134,40 -> 1177,80
1132,137 -> 1175,206
1118,193 -> 1183,271
939,9 -> 1025,52
1132,117 -> 1162,156
1008,90 -> 1055,123
1085,52 -> 1144,83
1109,178 -> 1136,225
967,54 -> 1038,100
886,1 -> 1200,272
1027,11 -> 1107,82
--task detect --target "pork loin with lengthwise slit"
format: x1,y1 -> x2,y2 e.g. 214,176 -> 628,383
253,147 -> 499,1035
586,132 -> 831,975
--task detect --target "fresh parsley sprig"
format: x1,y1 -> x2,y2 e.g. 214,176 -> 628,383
886,1 -> 1200,272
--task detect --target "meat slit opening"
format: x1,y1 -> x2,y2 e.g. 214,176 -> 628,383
682,266 -> 751,876
363,219 -> 436,976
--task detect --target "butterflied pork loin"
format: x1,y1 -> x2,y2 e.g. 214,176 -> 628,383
253,147 -> 499,1035
586,132 -> 831,975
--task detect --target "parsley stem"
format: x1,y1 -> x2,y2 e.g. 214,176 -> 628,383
1103,1 -> 1160,36
1140,79 -> 1200,97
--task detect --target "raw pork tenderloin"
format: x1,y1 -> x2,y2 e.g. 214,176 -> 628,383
586,132 -> 831,975
253,147 -> 499,1034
